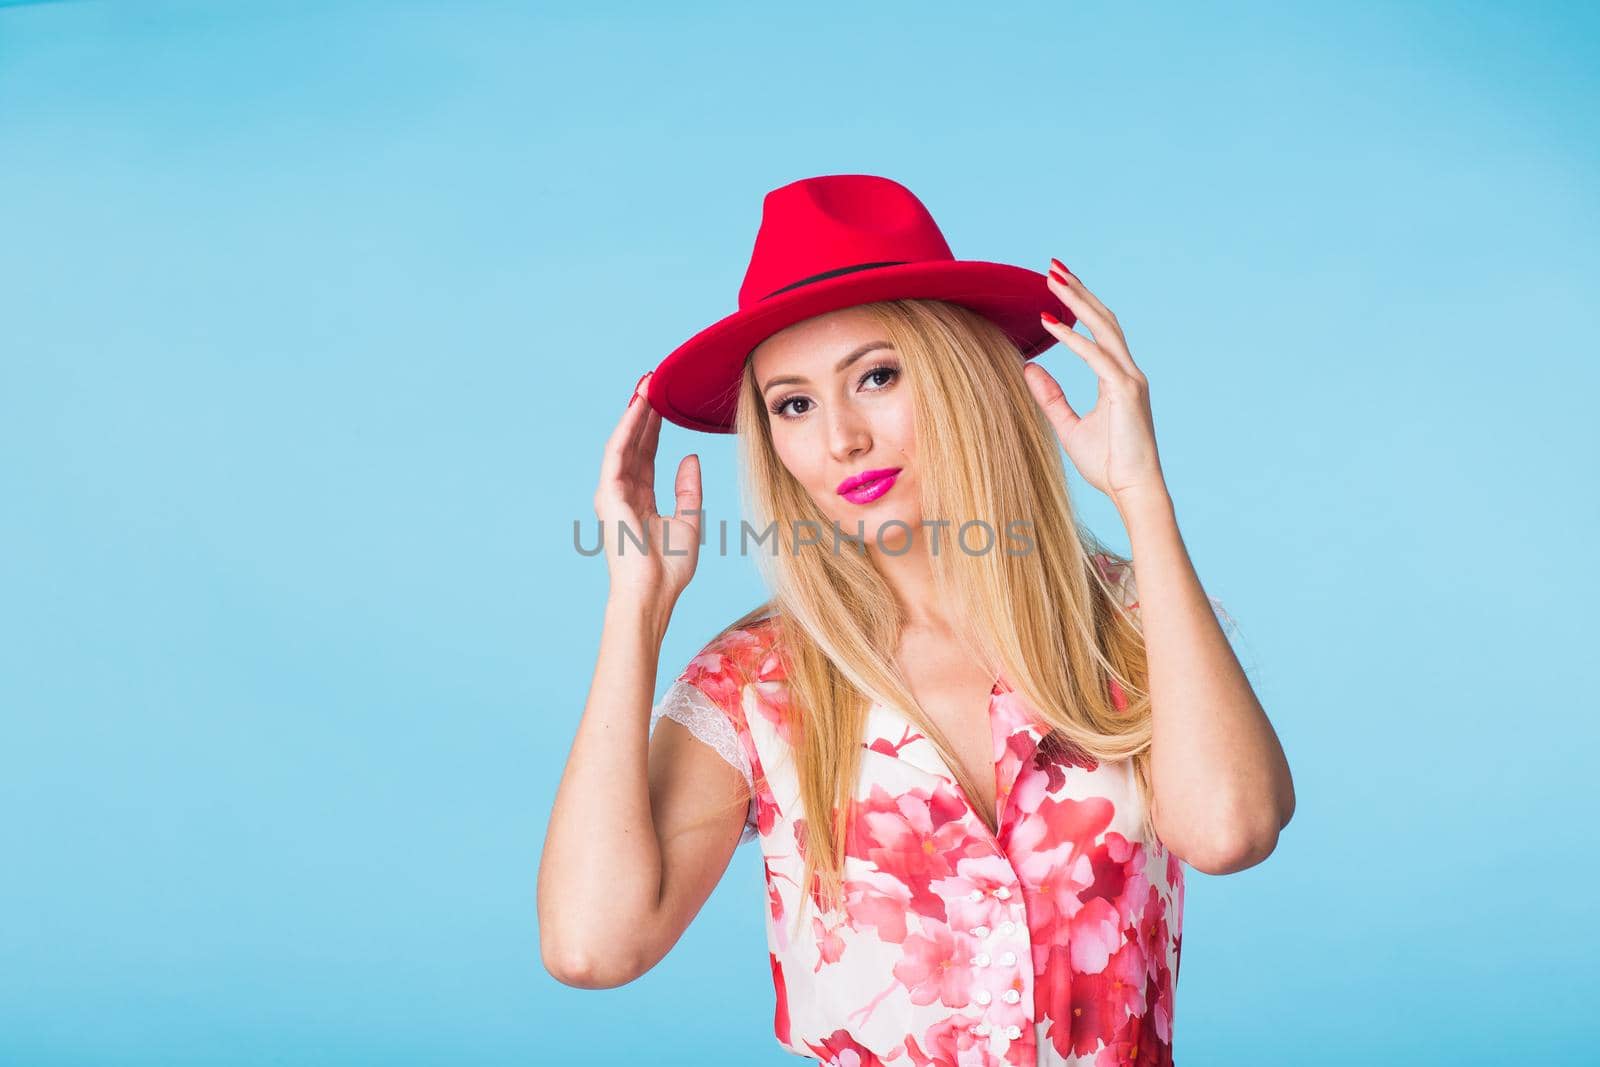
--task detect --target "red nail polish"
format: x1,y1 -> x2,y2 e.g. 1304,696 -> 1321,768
1049,269 -> 1070,287
1050,257 -> 1070,276
1041,310 -> 1060,325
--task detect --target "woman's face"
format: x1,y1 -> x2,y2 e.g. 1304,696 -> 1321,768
750,307 -> 919,550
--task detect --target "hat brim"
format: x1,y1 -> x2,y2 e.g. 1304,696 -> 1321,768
648,260 -> 1077,433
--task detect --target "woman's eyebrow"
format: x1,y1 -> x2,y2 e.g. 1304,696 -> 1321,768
760,340 -> 894,396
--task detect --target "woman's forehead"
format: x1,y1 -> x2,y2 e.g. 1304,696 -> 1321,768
751,307 -> 892,377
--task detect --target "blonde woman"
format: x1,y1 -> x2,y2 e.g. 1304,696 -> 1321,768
540,174 -> 1293,1066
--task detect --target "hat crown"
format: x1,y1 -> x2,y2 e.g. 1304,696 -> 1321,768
736,174 -> 956,310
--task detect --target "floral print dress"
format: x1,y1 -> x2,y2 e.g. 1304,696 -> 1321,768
648,555 -> 1233,1067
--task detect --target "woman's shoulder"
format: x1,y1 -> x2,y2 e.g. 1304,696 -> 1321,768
675,602 -> 786,700
1087,549 -> 1238,635
1091,550 -> 1138,598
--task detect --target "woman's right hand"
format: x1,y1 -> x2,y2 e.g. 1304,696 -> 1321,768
593,370 -> 703,609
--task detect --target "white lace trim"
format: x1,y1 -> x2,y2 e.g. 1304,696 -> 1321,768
650,677 -> 759,844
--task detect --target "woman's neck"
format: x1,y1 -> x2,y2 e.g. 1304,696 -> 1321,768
869,528 -> 955,632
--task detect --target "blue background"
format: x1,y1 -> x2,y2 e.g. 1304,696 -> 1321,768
3,1 -> 1595,1063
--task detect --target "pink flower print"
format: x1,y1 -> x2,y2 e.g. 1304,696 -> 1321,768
681,646 -> 743,712
1001,1032 -> 1036,1067
763,858 -> 786,921
750,637 -> 788,684
1039,939 -> 1147,1061
1132,884 -> 1172,980
1002,756 -> 1057,822
904,1014 -> 986,1067
770,951 -> 791,1046
751,677 -> 801,747
1095,939 -> 1151,1019
813,914 -> 848,971
1067,896 -> 1126,974
970,965 -> 1033,1036
990,688 -> 1035,741
1081,833 -> 1152,936
1013,842 -> 1092,938
1146,958 -> 1176,1045
1092,551 -> 1122,584
842,869 -> 915,943
1032,793 -> 1118,869
928,853 -> 1022,932
763,866 -> 791,953
1094,1008 -> 1171,1067
1038,944 -> 1113,1060
893,922 -> 979,1009
848,782 -> 976,921
804,1028 -> 889,1067
751,770 -> 780,838
1045,731 -> 1100,774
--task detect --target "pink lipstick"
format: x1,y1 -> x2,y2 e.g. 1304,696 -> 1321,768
836,466 -> 902,504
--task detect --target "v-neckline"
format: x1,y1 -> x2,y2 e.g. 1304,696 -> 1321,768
960,674 -> 1006,831
899,670 -> 1009,832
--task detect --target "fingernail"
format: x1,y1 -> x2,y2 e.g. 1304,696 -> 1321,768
1049,269 -> 1070,287
1049,257 -> 1070,276
628,371 -> 650,408
1041,310 -> 1061,325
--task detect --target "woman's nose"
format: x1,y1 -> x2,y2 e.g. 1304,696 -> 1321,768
827,408 -> 871,457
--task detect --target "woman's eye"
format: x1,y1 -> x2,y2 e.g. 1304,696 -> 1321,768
770,364 -> 899,420
863,365 -> 898,389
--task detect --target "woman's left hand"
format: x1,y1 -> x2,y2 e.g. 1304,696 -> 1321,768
1025,260 -> 1168,511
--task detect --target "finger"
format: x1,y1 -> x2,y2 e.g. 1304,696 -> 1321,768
1040,310 -> 1126,384
674,452 -> 703,534
626,405 -> 663,514
1022,361 -> 1080,440
630,396 -> 665,491
599,373 -> 656,488
1046,270 -> 1137,375
622,372 -> 658,465
1048,260 -> 1120,334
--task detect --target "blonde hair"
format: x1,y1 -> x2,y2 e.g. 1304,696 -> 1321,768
696,298 -> 1154,944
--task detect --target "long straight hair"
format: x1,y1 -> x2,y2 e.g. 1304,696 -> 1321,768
705,299 -> 1154,943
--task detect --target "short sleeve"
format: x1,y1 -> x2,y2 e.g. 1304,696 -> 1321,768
650,676 -> 760,845
1100,553 -> 1237,637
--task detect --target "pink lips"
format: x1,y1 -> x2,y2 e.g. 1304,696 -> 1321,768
837,466 -> 902,504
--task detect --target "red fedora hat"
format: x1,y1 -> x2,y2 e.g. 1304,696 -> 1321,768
646,173 -> 1078,434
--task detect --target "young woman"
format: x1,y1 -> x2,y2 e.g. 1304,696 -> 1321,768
540,174 -> 1294,1067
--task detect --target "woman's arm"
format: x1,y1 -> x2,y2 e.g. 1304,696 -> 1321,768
1121,488 -> 1295,875
1027,264 -> 1293,875
538,370 -> 749,987
537,593 -> 749,989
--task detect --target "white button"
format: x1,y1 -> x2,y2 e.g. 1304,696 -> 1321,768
994,886 -> 1011,899
1006,1024 -> 1022,1039
1002,989 -> 1022,1004
974,990 -> 992,1005
968,889 -> 984,902
970,925 -> 990,938
971,952 -> 991,967
998,921 -> 1016,936
999,950 -> 1017,966
973,1022 -> 992,1036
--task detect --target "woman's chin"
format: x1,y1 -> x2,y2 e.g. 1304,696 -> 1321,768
815,494 -> 921,552
854,509 -> 922,552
